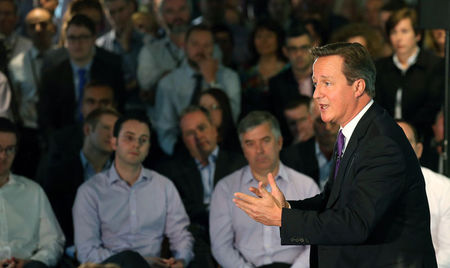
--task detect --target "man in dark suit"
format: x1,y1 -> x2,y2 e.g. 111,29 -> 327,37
234,43 -> 437,267
38,14 -> 125,139
42,107 -> 119,248
268,23 -> 314,145
158,105 -> 246,268
281,98 -> 339,190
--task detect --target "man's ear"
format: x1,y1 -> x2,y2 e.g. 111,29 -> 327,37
83,123 -> 91,136
354,79 -> 366,98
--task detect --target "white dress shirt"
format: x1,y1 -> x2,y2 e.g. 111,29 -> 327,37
421,167 -> 450,268
0,173 -> 65,266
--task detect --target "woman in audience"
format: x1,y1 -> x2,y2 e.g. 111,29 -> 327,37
423,29 -> 445,58
240,19 -> 287,115
197,88 -> 241,153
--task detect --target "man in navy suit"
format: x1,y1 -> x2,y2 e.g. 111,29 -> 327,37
234,43 -> 436,267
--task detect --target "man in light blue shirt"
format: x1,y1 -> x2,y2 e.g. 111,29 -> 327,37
210,111 -> 319,268
153,24 -> 241,155
73,113 -> 194,268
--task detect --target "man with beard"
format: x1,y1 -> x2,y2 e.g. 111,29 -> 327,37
281,98 -> 339,190
153,24 -> 240,155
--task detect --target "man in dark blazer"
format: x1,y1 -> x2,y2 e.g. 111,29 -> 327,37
234,43 -> 437,267
158,105 -> 246,268
281,99 -> 339,190
268,24 -> 314,145
42,108 -> 119,247
38,14 -> 124,139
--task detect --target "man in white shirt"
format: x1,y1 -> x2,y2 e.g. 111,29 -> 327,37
0,117 -> 65,268
397,120 -> 450,268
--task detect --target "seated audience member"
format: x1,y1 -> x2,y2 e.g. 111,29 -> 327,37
137,0 -> 191,97
211,24 -> 237,70
241,19 -> 287,115
210,111 -> 319,268
282,96 -> 314,146
97,0 -> 150,93
197,88 -> 241,152
73,113 -> 193,267
0,0 -> 32,62
375,8 -> 444,144
38,14 -> 125,139
8,7 -> 56,179
281,99 -> 339,190
397,120 -> 450,267
0,71 -> 13,120
0,118 -> 65,268
43,107 -> 119,249
268,24 -> 314,144
158,105 -> 246,268
423,29 -> 445,58
421,108 -> 445,174
153,24 -> 241,155
131,11 -> 158,37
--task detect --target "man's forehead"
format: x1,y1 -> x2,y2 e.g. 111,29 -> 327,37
287,34 -> 311,45
26,10 -> 51,23
121,120 -> 150,135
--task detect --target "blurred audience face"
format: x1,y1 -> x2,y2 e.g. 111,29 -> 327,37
81,85 -> 115,119
104,0 -> 134,34
85,113 -> 119,154
389,18 -> 420,58
0,130 -> 16,179
25,8 -> 55,51
65,23 -> 95,64
284,103 -> 314,143
213,30 -> 233,64
432,29 -> 445,48
254,28 -> 278,56
77,7 -> 103,34
132,11 -> 156,35
186,29 -> 214,68
311,100 -> 338,153
200,0 -> 225,25
268,0 -> 291,22
0,0 -> 17,36
161,0 -> 190,32
199,93 -> 222,128
283,34 -> 312,73
241,122 -> 282,175
180,110 -> 218,161
347,35 -> 367,50
432,110 -> 444,153
40,0 -> 58,14
397,121 -> 423,158
112,120 -> 150,166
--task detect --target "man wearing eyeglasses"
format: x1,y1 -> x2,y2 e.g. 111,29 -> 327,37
73,113 -> 193,268
268,23 -> 314,146
38,14 -> 125,141
0,117 -> 65,268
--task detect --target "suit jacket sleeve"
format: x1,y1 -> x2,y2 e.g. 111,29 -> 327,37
280,135 -> 406,245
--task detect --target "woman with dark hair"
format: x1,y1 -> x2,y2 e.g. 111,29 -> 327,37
240,19 -> 287,116
197,88 -> 241,152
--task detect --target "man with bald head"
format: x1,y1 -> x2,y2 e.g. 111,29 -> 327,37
8,7 -> 55,179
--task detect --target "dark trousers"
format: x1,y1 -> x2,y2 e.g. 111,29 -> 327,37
257,263 -> 291,268
23,260 -> 48,268
102,250 -> 150,268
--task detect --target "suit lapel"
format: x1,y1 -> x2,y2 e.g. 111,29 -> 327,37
326,103 -> 380,208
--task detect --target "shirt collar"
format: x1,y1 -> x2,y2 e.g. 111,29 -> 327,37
243,162 -> 290,185
393,46 -> 420,72
107,161 -> 149,186
79,150 -> 112,173
341,99 -> 374,151
194,146 -> 219,168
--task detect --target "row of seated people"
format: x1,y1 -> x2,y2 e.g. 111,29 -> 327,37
2,4 -> 445,182
1,100 -> 449,267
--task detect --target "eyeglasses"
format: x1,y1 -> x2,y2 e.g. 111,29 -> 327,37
285,45 -> 311,53
0,145 -> 16,157
66,34 -> 93,43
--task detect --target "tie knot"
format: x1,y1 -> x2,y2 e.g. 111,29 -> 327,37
337,130 -> 345,156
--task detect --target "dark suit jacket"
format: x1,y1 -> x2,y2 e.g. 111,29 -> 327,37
280,137 -> 319,186
268,67 -> 313,146
157,148 -> 246,228
280,103 -> 437,267
38,48 -> 125,137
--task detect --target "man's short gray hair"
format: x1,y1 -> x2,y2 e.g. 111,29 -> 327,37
237,111 -> 281,142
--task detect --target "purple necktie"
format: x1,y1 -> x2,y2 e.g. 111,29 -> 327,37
334,130 -> 345,179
